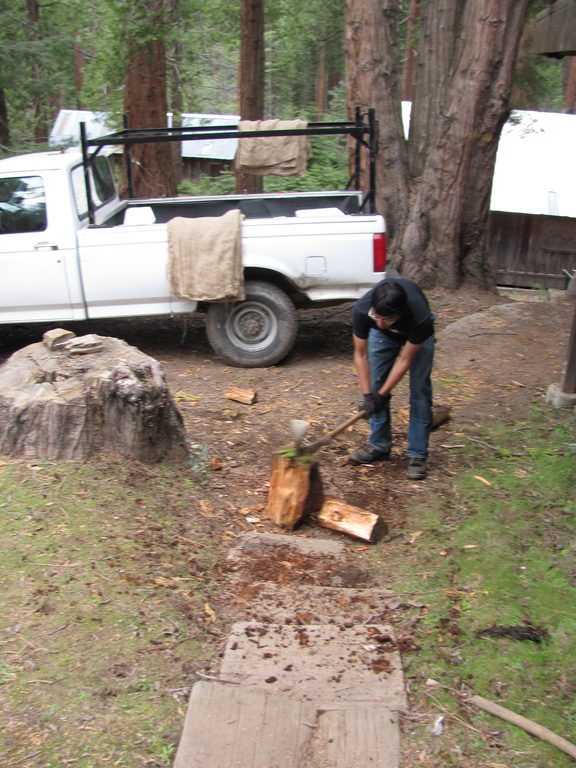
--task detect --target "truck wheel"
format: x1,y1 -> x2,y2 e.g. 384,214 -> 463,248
205,280 -> 298,367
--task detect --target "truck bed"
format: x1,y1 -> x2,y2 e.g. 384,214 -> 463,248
100,190 -> 363,227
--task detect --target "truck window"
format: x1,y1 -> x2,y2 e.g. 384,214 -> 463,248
0,176 -> 47,235
71,156 -> 116,219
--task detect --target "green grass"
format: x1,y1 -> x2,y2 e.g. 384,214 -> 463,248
373,408 -> 576,767
0,458 -> 219,767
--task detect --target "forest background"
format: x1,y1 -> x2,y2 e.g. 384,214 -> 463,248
0,1 -> 568,161
0,0 -> 573,288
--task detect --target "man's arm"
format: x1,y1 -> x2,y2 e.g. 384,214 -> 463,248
352,334 -> 372,394
378,341 -> 422,396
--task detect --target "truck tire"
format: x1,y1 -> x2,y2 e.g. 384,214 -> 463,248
205,280 -> 298,367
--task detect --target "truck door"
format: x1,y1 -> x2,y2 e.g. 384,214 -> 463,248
0,174 -> 75,322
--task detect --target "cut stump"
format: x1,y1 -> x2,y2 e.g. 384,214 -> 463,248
0,330 -> 188,463
316,496 -> 387,543
266,454 -> 324,529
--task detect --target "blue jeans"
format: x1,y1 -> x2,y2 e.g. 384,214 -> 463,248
367,330 -> 435,460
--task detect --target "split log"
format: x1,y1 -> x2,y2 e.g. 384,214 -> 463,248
0,330 -> 188,463
225,387 -> 258,405
266,454 -> 324,529
316,496 -> 388,543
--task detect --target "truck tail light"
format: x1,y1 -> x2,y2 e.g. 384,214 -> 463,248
373,233 -> 386,273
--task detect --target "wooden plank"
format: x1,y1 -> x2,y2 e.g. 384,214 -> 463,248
173,681 -> 317,768
219,622 -> 407,711
301,706 -> 400,768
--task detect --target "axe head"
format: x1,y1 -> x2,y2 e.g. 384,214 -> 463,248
290,419 -> 310,449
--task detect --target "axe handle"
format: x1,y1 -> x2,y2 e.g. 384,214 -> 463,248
305,410 -> 366,454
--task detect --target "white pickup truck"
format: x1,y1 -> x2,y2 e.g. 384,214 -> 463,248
0,147 -> 386,366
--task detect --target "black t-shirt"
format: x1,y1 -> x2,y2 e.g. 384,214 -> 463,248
352,277 -> 434,344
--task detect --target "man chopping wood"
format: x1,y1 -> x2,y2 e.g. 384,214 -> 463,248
350,277 -> 435,480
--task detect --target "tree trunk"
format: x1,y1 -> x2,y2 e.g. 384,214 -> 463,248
27,0 -> 47,144
0,332 -> 188,463
315,42 -> 327,120
346,0 -> 409,240
237,0 -> 264,195
74,41 -> 84,110
0,87 -> 10,147
373,0 -> 529,288
402,0 -> 420,101
123,2 -> 176,198
565,57 -> 576,113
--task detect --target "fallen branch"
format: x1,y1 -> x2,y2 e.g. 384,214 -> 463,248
470,694 -> 576,760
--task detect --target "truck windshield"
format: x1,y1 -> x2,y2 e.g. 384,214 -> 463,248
0,176 -> 47,235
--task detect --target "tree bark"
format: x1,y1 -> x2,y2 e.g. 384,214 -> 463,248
74,40 -> 84,109
373,0 -> 529,288
565,57 -> 576,113
123,1 -> 176,198
27,0 -> 48,144
402,0 -> 421,101
346,0 -> 409,241
237,0 -> 264,195
0,87 -> 10,147
0,333 -> 188,463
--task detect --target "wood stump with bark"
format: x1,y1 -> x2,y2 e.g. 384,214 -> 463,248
0,330 -> 188,463
266,454 -> 324,529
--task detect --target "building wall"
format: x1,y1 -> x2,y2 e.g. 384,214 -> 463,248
489,212 -> 576,289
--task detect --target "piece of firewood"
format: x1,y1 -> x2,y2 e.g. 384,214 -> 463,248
316,496 -> 387,543
432,404 -> 451,429
266,455 -> 324,530
225,387 -> 257,405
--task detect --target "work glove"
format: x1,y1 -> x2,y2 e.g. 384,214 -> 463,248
360,393 -> 386,418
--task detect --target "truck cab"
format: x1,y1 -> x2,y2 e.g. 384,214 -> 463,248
0,150 -> 121,322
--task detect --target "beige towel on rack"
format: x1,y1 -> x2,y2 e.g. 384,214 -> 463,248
235,119 -> 310,176
167,210 -> 244,302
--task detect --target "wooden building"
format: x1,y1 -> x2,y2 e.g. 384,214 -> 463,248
489,109 -> 576,290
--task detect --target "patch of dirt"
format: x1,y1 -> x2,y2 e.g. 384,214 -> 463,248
0,286 -> 573,562
223,543 -> 370,587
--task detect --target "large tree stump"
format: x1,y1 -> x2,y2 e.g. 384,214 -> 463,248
266,454 -> 324,529
0,330 -> 188,463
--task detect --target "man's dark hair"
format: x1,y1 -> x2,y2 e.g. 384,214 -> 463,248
372,280 -> 407,317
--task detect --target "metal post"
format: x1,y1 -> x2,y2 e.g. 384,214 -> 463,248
123,114 -> 134,198
560,303 -> 576,394
80,122 -> 95,225
353,107 -> 361,191
368,108 -> 377,214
